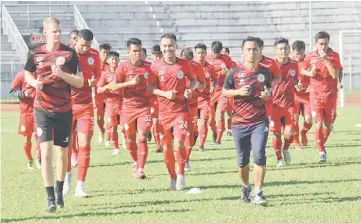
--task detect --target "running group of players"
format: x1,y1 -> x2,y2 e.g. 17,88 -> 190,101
10,17 -> 343,211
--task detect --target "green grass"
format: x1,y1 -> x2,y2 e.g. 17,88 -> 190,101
1,108 -> 361,223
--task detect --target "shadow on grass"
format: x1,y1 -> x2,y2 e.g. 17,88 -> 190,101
1,208 -> 190,222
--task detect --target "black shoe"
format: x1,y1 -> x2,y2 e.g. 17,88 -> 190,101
319,153 -> 327,163
240,185 -> 252,203
55,193 -> 64,208
199,146 -> 205,152
253,191 -> 267,205
147,132 -> 152,142
156,147 -> 163,153
215,141 -> 221,147
227,132 -> 232,137
47,199 -> 57,212
212,133 -> 217,143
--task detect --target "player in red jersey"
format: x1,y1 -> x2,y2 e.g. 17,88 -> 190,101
271,38 -> 299,167
68,29 -> 79,49
222,36 -> 272,205
10,70 -> 41,169
302,31 -> 343,162
63,29 -> 101,198
97,51 -> 124,155
255,38 -> 282,119
220,46 -> 236,137
194,43 -> 218,152
107,38 -> 155,179
96,43 -> 111,145
148,33 -> 196,190
206,41 -> 235,147
148,45 -> 163,153
180,47 -> 206,171
291,40 -> 313,150
24,17 -> 83,212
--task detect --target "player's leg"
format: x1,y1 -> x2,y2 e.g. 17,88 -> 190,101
63,115 -> 76,195
311,99 -> 327,162
95,95 -> 105,143
34,109 -> 57,212
185,104 -> 197,171
106,104 -> 120,154
282,107 -> 296,165
53,110 -> 72,209
293,101 -> 302,149
215,97 -> 227,146
208,101 -> 217,143
270,106 -> 284,167
322,100 -> 337,153
135,113 -> 152,179
19,113 -> 34,168
250,120 -> 269,205
231,124 -> 252,203
301,103 -> 312,146
162,128 -> 177,190
226,98 -> 233,136
124,118 -> 139,176
33,131 -> 42,169
199,105 -> 210,152
151,103 -> 162,152
173,114 -> 188,190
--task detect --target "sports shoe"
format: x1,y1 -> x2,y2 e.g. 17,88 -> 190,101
240,185 -> 252,203
301,130 -> 308,146
282,149 -> 291,165
98,133 -> 104,144
36,159 -> 41,169
294,143 -> 302,150
71,152 -> 78,167
156,147 -> 163,153
27,160 -> 34,169
47,199 -> 57,212
319,152 -> 327,163
75,181 -> 88,198
63,171 -> 72,195
253,191 -> 267,205
105,141 -> 113,147
276,159 -> 284,168
147,132 -> 152,142
55,192 -> 64,208
212,133 -> 217,143
227,131 -> 232,137
176,174 -> 186,191
132,162 -> 138,176
185,161 -> 192,172
215,141 -> 221,148
135,169 -> 146,179
199,146 -> 205,152
169,179 -> 177,191
112,148 -> 120,155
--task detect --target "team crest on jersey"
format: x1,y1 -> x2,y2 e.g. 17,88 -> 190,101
87,57 -> 94,65
36,127 -> 43,137
177,71 -> 184,79
158,70 -> 166,76
257,73 -> 265,83
221,63 -> 226,69
144,72 -> 149,79
127,70 -> 135,75
239,79 -> 244,84
205,72 -> 210,79
36,57 -> 45,67
290,69 -> 296,77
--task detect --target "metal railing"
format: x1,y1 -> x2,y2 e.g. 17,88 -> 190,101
73,4 -> 99,50
1,5 -> 28,62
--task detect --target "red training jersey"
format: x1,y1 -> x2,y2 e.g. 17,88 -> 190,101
10,70 -> 36,114
303,51 -> 343,100
293,58 -> 310,103
149,58 -> 194,114
24,44 -> 80,113
223,63 -> 272,126
186,60 -> 205,105
71,48 -> 101,105
97,68 -> 123,105
206,54 -> 234,93
272,59 -> 299,108
197,62 -> 218,105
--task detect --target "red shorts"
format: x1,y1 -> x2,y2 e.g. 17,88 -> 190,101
294,101 -> 311,117
19,113 -> 35,136
210,90 -> 227,112
106,103 -> 123,128
72,104 -> 94,136
187,103 -> 198,132
158,112 -> 188,144
123,107 -> 152,135
95,93 -> 106,118
270,105 -> 296,133
310,97 -> 337,124
265,98 -> 273,118
198,100 -> 210,120
149,98 -> 159,118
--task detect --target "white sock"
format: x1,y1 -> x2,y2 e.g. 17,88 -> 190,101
319,151 -> 326,156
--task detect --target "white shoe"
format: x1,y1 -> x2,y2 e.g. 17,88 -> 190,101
75,181 -> 88,198
105,141 -> 113,147
282,149 -> 291,165
276,159 -> 284,168
112,148 -> 120,155
63,171 -> 72,195
176,174 -> 186,191
35,159 -> 41,169
185,161 -> 191,172
169,179 -> 176,191
98,133 -> 104,144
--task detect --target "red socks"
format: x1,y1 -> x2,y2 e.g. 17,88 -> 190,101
77,145 -> 90,181
216,119 -> 225,142
176,149 -> 186,175
24,143 -> 32,161
111,126 -> 119,149
227,118 -> 232,131
315,128 -> 325,152
272,136 -> 283,159
163,145 -> 176,179
152,122 -> 161,149
199,123 -> 208,147
137,140 -> 148,169
126,140 -> 138,162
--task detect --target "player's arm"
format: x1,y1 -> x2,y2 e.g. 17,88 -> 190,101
55,50 -> 83,88
323,58 -> 338,79
210,67 -> 218,93
301,56 -> 316,77
24,51 -> 43,91
196,65 -> 206,90
9,72 -> 26,100
222,69 -> 250,97
270,61 -> 282,85
96,74 -> 108,94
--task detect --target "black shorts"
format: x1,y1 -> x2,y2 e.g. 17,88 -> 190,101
232,120 -> 269,168
34,108 -> 72,147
